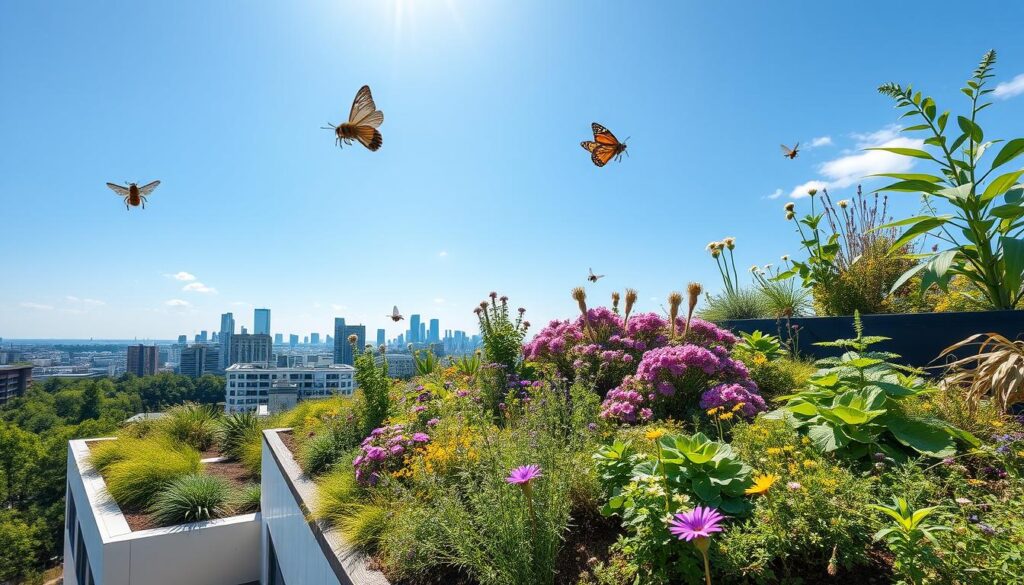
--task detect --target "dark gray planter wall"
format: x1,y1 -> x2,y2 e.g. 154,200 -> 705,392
722,310 -> 1024,367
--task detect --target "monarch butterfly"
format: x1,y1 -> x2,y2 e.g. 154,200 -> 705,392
781,143 -> 799,159
106,181 -> 160,210
581,123 -> 627,167
588,268 -> 605,283
386,306 -> 404,322
323,85 -> 384,151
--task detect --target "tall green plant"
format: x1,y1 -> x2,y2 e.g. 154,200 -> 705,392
876,50 -> 1024,309
350,340 -> 393,434
474,292 -> 529,371
869,497 -> 947,584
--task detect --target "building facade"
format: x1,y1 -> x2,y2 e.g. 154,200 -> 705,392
126,345 -> 158,377
228,333 -> 273,367
219,312 -> 235,372
224,363 -> 356,413
254,308 -> 271,336
374,353 -> 415,379
178,345 -> 220,378
0,364 -> 31,405
333,318 -> 366,366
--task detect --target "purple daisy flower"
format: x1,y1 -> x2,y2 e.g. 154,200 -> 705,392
667,506 -> 726,542
506,464 -> 542,485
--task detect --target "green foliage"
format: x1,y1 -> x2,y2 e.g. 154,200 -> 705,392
877,50 -> 1024,309
869,497 -> 948,584
300,430 -> 350,476
228,482 -> 261,515
743,355 -> 817,401
216,411 -> 264,461
475,292 -> 529,372
351,345 -> 393,435
162,402 -> 220,451
102,439 -> 201,509
774,193 -> 842,297
770,314 -> 978,459
649,432 -> 753,513
148,473 -> 229,525
736,331 -> 783,360
751,263 -> 812,318
452,351 -> 482,380
411,346 -> 441,376
698,287 -> 769,322
0,510 -> 44,583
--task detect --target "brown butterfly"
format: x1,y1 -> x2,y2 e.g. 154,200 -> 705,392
323,85 -> 384,151
581,123 -> 628,167
780,143 -> 799,159
106,180 -> 160,209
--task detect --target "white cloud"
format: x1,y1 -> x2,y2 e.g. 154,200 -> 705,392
438,251 -> 448,257
808,136 -> 833,148
994,73 -> 1024,100
165,299 -> 191,307
168,271 -> 197,281
789,125 -> 923,198
20,302 -> 54,310
765,188 -> 783,200
66,295 -> 104,306
789,180 -> 830,199
182,282 -> 217,294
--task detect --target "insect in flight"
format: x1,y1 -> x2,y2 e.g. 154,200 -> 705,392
106,181 -> 161,210
322,85 -> 384,151
780,143 -> 799,159
581,123 -> 628,167
588,268 -> 605,283
386,306 -> 404,322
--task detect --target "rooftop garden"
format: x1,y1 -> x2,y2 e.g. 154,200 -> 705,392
87,404 -> 264,529
274,285 -> 1024,585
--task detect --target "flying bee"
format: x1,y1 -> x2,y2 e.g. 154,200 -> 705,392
588,268 -> 605,283
106,180 -> 161,209
386,306 -> 404,322
322,85 -> 384,151
780,143 -> 799,159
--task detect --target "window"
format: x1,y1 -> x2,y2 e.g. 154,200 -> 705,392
66,488 -> 77,552
268,532 -> 286,585
75,525 -> 93,585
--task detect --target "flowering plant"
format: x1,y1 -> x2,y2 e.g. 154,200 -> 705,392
353,424 -> 430,486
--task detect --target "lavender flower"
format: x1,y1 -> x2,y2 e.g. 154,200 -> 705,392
506,464 -> 542,485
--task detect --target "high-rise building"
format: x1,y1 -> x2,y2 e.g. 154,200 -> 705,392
303,336 -> 309,345
224,363 -> 356,414
274,333 -> 284,345
254,308 -> 271,336
409,314 -> 421,343
311,333 -> 320,345
219,312 -> 235,371
325,334 -> 333,347
199,330 -> 208,343
333,318 -> 366,365
126,345 -> 158,377
0,365 -> 31,406
289,334 -> 299,347
419,322 -> 426,343
376,328 -> 386,348
228,333 -> 273,366
179,345 -> 220,378
177,334 -> 187,346
429,319 -> 440,343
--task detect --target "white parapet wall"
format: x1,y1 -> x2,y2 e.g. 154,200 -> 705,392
260,428 -> 390,585
63,438 -> 262,585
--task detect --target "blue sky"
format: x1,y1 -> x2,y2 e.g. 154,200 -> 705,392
3,1 -> 1024,339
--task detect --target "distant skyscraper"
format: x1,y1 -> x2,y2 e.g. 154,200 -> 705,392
376,328 -> 386,348
127,345 -> 158,377
274,333 -> 283,345
333,318 -> 366,365
228,333 -> 273,366
303,335 -> 309,345
219,312 -> 235,371
419,322 -> 426,343
254,308 -> 271,335
179,345 -> 220,378
241,326 -> 248,334
325,334 -> 333,347
311,332 -> 320,345
429,319 -> 439,343
199,330 -> 208,343
409,314 -> 421,343
177,335 -> 187,346
289,334 -> 298,347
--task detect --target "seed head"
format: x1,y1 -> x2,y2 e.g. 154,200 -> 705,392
571,287 -> 588,319
479,301 -> 489,310
784,202 -> 795,212
489,291 -> 498,299
786,211 -> 795,220
347,334 -> 358,344
838,199 -> 849,209
668,292 -> 683,337
807,188 -> 817,197
722,237 -> 736,250
781,254 -> 789,262
624,288 -> 638,324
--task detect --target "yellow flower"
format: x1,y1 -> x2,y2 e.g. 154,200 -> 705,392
645,428 -> 666,441
731,402 -> 745,412
718,412 -> 735,421
706,407 -> 721,415
967,478 -> 986,486
788,463 -> 799,474
992,420 -> 1005,428
783,445 -> 795,452
766,447 -> 783,456
801,436 -> 811,446
802,459 -> 817,469
1017,450 -> 1024,458
745,473 -> 779,495
752,354 -> 768,366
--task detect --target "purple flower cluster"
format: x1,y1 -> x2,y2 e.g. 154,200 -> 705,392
699,383 -> 767,417
353,424 -> 430,486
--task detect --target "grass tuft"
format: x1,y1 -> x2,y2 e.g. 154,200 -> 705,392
148,473 -> 229,525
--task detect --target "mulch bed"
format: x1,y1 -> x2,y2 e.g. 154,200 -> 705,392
278,428 -> 298,457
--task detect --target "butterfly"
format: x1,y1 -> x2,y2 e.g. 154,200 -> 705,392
581,123 -> 627,167
323,85 -> 384,151
588,268 -> 605,283
106,180 -> 160,210
386,306 -> 404,322
780,143 -> 799,159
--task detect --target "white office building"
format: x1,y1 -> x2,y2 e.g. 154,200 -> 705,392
373,353 -> 416,379
224,363 -> 356,413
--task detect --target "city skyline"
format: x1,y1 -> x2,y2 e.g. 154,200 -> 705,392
5,2 -> 1024,339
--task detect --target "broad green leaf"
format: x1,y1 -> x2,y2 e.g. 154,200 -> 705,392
846,357 -> 883,368
877,215 -> 953,231
934,183 -> 973,201
785,398 -> 820,417
937,111 -> 949,132
991,138 -> 1024,170
871,173 -> 945,183
982,170 -> 1024,202
889,217 -> 950,253
826,404 -> 884,425
886,418 -> 956,457
867,147 -> 937,161
889,261 -> 928,295
1000,236 -> 1024,300
989,203 -> 1024,220
875,180 -> 942,194
957,115 -> 983,142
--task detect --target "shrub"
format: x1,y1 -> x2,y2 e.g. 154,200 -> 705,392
698,287 -> 769,322
148,473 -> 229,525
162,403 -> 220,451
103,440 -> 201,509
87,437 -> 139,473
475,292 -> 529,372
239,434 -> 264,477
228,482 -> 261,515
301,430 -> 352,476
216,411 -> 263,460
743,355 -> 817,401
